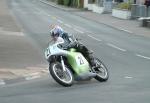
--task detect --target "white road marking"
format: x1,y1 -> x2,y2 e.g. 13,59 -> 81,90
39,10 -> 49,16
120,28 -> 133,34
34,11 -> 42,15
47,14 -> 51,17
107,43 -> 127,52
35,8 -> 46,15
57,20 -> 63,24
74,28 -> 84,34
12,2 -> 19,6
23,72 -> 40,77
64,24 -> 72,28
35,8 -> 50,17
0,80 -> 5,85
41,70 -> 49,73
88,35 -> 102,42
86,30 -> 93,34
124,76 -> 133,79
24,72 -> 41,80
25,75 -> 41,80
35,7 -> 41,11
73,25 -> 86,31
136,54 -> 150,60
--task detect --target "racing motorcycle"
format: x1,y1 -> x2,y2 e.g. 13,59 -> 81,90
45,36 -> 109,87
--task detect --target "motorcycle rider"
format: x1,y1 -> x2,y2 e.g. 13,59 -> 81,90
50,25 -> 71,43
50,25 -> 96,68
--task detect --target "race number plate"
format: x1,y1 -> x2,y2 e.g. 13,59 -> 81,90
75,55 -> 86,66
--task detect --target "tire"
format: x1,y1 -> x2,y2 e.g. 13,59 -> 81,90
49,62 -> 74,87
94,58 -> 109,82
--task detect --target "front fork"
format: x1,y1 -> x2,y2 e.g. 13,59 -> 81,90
61,56 -> 66,72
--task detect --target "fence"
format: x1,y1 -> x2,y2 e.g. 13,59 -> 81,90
95,0 -> 104,7
95,0 -> 113,12
131,4 -> 150,18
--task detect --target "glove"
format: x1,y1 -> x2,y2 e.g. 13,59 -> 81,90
67,41 -> 77,49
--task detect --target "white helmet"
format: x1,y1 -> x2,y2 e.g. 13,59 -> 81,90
50,25 -> 64,37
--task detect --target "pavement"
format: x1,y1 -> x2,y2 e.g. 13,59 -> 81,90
40,0 -> 150,37
0,0 -> 49,86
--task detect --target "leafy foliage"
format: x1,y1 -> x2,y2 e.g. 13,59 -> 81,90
57,0 -> 64,5
63,0 -> 70,6
116,2 -> 132,10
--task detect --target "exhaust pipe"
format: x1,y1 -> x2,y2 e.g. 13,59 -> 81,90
75,72 -> 97,81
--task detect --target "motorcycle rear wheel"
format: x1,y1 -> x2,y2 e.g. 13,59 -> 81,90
94,58 -> 109,82
49,62 -> 74,87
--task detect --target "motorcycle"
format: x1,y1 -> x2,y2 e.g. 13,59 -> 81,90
45,37 -> 109,87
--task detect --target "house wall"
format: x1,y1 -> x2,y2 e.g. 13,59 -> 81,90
136,0 -> 145,4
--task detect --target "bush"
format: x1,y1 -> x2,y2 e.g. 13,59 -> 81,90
63,0 -> 70,6
116,2 -> 131,10
57,0 -> 64,5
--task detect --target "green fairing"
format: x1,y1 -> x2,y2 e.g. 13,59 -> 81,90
67,49 -> 90,75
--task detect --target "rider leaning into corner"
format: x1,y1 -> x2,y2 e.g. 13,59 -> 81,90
49,25 -> 98,69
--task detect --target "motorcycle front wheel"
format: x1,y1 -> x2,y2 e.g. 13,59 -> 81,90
94,58 -> 109,82
49,62 -> 74,87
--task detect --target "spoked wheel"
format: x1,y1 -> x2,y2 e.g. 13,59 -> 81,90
94,58 -> 109,82
49,62 -> 74,87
